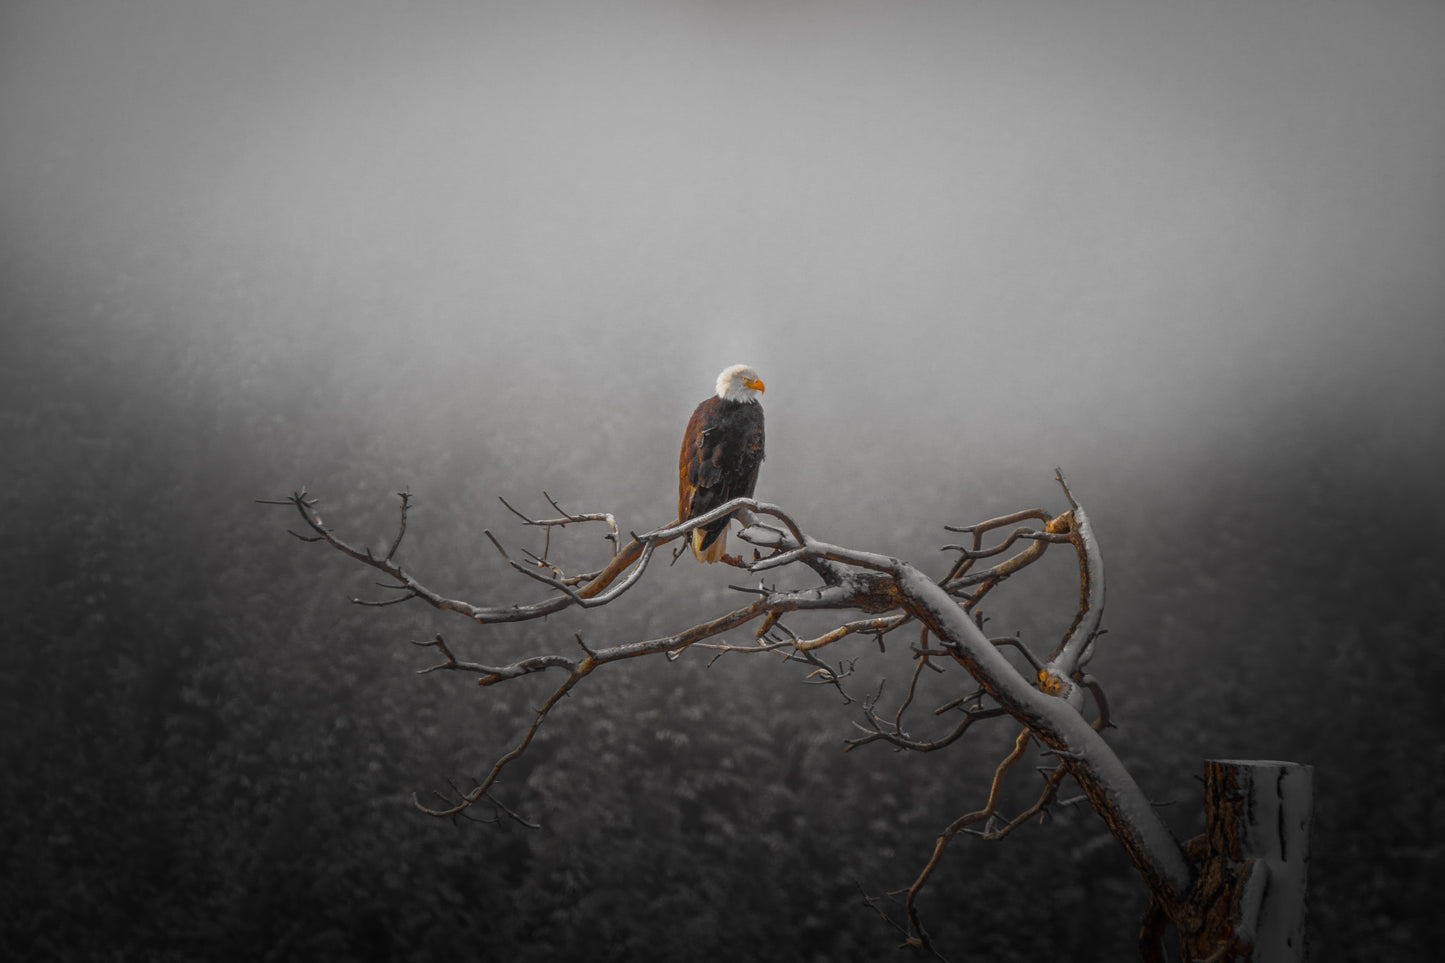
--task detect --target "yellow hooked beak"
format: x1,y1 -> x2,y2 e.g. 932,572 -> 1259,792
745,378 -> 765,393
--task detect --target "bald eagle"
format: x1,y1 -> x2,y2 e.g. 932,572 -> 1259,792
678,364 -> 766,563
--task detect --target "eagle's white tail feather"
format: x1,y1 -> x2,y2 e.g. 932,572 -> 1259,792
692,526 -> 726,563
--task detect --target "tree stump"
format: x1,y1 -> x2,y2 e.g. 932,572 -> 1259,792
1178,759 -> 1313,961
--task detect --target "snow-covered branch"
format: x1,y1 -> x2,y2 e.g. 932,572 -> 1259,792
265,471 -> 1302,959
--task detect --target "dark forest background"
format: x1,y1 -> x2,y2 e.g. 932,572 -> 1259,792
3,1 -> 1444,960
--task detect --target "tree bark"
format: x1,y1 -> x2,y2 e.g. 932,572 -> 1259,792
1176,759 -> 1313,961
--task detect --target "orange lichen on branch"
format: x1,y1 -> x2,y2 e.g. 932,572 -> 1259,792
1037,667 -> 1071,696
1045,510 -> 1074,535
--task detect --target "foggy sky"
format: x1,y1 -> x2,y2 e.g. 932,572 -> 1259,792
4,7 -> 1443,955
3,0 -> 1442,505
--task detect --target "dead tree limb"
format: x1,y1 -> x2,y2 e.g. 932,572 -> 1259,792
264,471 -> 1308,960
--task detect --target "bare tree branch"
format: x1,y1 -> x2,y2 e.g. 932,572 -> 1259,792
385,490 -> 411,562
266,477 -> 1204,957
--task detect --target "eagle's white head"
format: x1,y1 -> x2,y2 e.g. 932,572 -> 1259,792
715,364 -> 765,403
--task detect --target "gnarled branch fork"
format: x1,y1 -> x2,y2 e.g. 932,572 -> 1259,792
264,472 -> 1195,958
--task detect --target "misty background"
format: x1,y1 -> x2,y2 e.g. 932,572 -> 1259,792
2,0 -> 1442,959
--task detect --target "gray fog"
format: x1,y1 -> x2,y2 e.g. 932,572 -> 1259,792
3,1 -> 1443,958
5,0 -> 1441,499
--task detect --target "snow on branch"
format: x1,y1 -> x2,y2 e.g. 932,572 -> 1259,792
263,470 -> 1193,958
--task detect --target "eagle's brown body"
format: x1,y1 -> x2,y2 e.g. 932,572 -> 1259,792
678,392 -> 765,563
